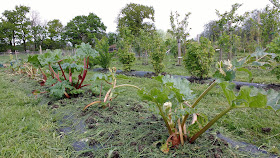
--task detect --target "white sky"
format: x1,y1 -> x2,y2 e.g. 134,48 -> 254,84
0,0 -> 271,38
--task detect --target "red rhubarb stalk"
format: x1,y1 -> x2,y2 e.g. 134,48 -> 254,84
58,62 -> 67,80
49,64 -> 62,82
77,57 -> 89,89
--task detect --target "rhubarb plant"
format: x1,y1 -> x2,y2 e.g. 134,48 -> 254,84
28,43 -> 98,98
137,51 -> 280,153
83,67 -> 140,110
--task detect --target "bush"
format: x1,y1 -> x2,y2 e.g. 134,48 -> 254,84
118,51 -> 135,71
92,37 -> 114,69
184,37 -> 214,78
150,35 -> 166,75
267,36 -> 280,80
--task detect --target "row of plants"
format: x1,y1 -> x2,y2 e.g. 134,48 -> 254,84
84,51 -> 280,153
8,39 -> 280,154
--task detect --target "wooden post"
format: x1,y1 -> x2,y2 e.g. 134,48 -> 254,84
228,21 -> 232,60
177,38 -> 182,65
39,45 -> 42,54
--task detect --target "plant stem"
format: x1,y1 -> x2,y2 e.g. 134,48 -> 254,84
189,106 -> 232,143
191,81 -> 217,108
69,67 -> 72,84
49,64 -> 61,82
114,84 -> 140,90
158,105 -> 173,135
181,81 -> 217,129
39,68 -> 47,81
78,57 -> 88,89
58,63 -> 67,80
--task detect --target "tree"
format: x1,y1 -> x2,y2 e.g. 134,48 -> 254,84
2,8 -> 18,52
260,5 -> 279,46
64,13 -> 106,47
168,11 -> 191,65
30,10 -> 42,51
46,19 -> 64,49
216,3 -> 247,60
15,5 -> 31,52
201,20 -> 220,42
107,32 -> 119,45
1,5 -> 31,52
117,3 -> 155,36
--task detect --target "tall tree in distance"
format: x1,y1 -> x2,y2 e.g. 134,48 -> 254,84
45,19 -> 64,49
64,13 -> 106,47
168,11 -> 191,65
30,10 -> 42,51
15,5 -> 31,52
2,8 -> 18,52
117,3 -> 155,36
216,3 -> 247,60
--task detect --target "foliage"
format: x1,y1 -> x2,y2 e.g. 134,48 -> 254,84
107,32 -> 119,45
84,67 -> 140,110
117,3 -> 155,36
267,36 -> 280,79
137,50 -> 279,152
150,34 -> 166,75
1,5 -> 31,52
63,13 -> 107,46
93,37 -> 115,69
184,37 -> 214,78
27,43 -> 98,98
45,19 -> 64,49
168,11 -> 191,64
117,28 -> 136,72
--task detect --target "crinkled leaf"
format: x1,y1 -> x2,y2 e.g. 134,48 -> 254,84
76,43 -> 98,59
49,81 -> 73,98
236,68 -> 252,82
266,89 -> 280,112
91,73 -> 111,82
38,49 -> 62,66
219,81 -> 236,106
138,87 -> 169,106
28,54 -> 42,67
235,86 -> 267,108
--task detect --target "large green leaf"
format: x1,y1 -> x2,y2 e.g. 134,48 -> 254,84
219,81 -> 236,106
38,49 -> 62,66
27,54 -> 42,68
266,89 -> 280,112
76,43 -> 98,59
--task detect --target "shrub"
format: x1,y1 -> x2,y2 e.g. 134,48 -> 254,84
150,35 -> 166,75
184,37 -> 214,78
93,37 -> 115,69
267,36 -> 280,80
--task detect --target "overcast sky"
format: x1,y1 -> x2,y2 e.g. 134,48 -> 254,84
0,0 -> 272,38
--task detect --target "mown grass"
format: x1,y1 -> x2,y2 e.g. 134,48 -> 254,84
0,69 -> 70,158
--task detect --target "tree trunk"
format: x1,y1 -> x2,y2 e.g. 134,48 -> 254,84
12,31 -> 16,53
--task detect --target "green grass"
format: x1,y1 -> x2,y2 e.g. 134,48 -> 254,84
0,69 -> 69,158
